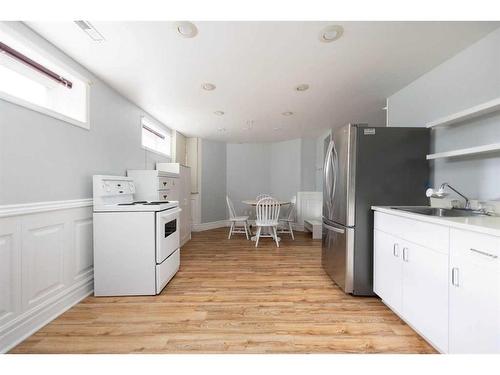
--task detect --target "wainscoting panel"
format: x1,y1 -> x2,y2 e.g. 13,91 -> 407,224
296,191 -> 322,226
0,218 -> 21,328
0,199 -> 93,353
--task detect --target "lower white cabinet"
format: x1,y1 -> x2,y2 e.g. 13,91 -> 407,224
374,211 -> 500,354
449,228 -> 500,353
401,240 -> 448,352
374,227 -> 448,352
374,230 -> 402,313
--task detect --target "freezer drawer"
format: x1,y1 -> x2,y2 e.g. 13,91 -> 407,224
156,248 -> 180,294
321,220 -> 355,293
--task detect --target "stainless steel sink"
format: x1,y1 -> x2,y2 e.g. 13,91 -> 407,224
391,207 -> 488,217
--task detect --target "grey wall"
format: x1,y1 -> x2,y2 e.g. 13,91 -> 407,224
200,139 -> 227,222
387,27 -> 500,201
226,142 -> 271,216
0,22 -> 171,205
270,139 -> 302,202
300,138 -> 317,191
226,138 -> 317,218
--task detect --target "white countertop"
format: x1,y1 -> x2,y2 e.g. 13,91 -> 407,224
372,206 -> 500,237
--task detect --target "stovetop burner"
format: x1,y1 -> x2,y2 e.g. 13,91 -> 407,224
118,201 -> 169,206
118,201 -> 148,206
143,201 -> 170,205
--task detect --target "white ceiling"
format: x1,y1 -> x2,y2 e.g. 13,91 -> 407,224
26,21 -> 499,142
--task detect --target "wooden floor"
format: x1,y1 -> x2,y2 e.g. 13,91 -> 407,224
11,228 -> 435,354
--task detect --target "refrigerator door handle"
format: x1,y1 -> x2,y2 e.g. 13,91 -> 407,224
323,140 -> 334,213
323,222 -> 345,234
331,137 -> 338,209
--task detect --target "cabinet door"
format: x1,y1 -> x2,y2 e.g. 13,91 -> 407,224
449,230 -> 500,353
401,241 -> 449,352
374,229 -> 402,313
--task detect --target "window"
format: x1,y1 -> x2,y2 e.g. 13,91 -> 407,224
0,24 -> 90,129
141,116 -> 172,157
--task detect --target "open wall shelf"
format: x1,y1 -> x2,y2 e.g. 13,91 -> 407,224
426,142 -> 500,160
426,97 -> 500,128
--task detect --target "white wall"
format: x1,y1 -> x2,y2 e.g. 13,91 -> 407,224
387,27 -> 500,200
0,22 -> 172,205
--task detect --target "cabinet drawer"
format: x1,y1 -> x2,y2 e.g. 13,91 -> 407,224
374,212 -> 449,254
158,177 -> 177,190
156,248 -> 180,294
450,229 -> 500,270
158,190 -> 172,201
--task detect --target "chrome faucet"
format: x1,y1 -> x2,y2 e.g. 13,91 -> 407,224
426,182 -> 471,209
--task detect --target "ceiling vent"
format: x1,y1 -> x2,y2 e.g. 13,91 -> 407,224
74,21 -> 105,42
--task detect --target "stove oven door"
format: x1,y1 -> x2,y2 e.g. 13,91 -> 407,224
156,207 -> 181,264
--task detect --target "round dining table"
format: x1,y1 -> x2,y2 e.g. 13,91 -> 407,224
242,200 -> 290,242
242,200 -> 290,206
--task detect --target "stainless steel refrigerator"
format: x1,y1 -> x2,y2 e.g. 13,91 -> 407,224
322,124 -> 430,295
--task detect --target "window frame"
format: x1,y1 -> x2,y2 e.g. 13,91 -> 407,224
140,115 -> 172,158
0,23 -> 91,130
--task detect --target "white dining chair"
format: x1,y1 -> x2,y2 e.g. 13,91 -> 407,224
255,197 -> 281,248
278,195 -> 296,240
226,196 -> 251,240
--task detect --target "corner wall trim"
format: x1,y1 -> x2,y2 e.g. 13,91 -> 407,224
0,198 -> 93,218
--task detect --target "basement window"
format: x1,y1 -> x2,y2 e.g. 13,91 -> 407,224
0,26 -> 90,129
141,116 -> 172,157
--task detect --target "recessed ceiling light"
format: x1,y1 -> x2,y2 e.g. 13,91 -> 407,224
201,83 -> 216,91
319,25 -> 344,43
175,21 -> 198,38
273,127 -> 282,131
295,84 -> 310,92
282,111 -> 294,116
217,127 -> 226,132
214,110 -> 225,116
74,21 -> 105,42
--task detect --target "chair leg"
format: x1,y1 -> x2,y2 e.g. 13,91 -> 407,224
273,226 -> 279,248
289,222 -> 295,240
244,222 -> 249,240
255,227 -> 261,248
246,220 -> 252,236
228,222 -> 234,239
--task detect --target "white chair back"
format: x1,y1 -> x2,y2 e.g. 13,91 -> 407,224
256,197 -> 280,225
256,193 -> 271,202
226,196 -> 236,219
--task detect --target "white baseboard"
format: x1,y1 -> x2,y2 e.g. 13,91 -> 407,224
0,278 -> 93,353
192,220 -> 229,232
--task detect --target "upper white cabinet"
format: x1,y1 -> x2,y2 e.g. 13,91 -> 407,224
374,210 -> 500,354
449,228 -> 500,353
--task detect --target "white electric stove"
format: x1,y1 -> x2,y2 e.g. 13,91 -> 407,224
92,175 -> 181,296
